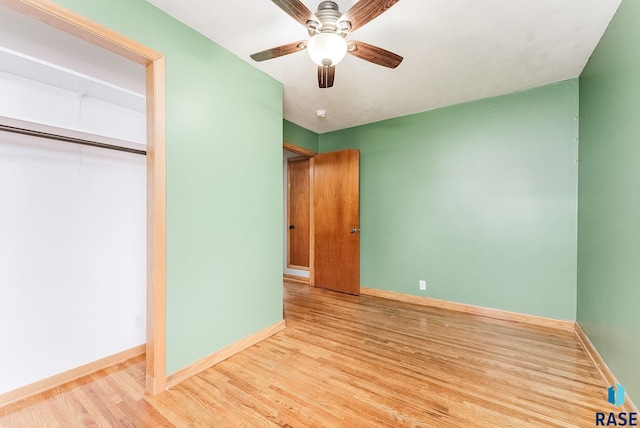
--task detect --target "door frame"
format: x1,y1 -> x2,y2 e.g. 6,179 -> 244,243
284,141 -> 316,158
286,156 -> 311,271
2,0 -> 167,394
283,142 -> 316,282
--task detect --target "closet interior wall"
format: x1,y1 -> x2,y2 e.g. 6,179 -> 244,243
0,5 -> 147,396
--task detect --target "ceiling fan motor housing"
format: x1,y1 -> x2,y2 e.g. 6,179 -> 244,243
315,1 -> 343,32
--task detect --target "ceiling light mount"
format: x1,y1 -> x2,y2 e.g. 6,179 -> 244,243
316,109 -> 327,118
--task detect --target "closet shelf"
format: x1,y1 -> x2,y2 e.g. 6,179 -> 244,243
0,46 -> 145,113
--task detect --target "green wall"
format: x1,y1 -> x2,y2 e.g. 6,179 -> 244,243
52,0 -> 284,374
578,0 -> 640,402
284,120 -> 319,153
321,80 -> 579,320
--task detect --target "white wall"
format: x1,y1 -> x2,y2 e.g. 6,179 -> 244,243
0,132 -> 146,394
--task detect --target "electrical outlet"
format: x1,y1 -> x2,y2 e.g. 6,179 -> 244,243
419,280 -> 426,291
134,314 -> 144,329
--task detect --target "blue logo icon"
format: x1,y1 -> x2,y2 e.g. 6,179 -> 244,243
596,384 -> 636,426
608,383 -> 625,407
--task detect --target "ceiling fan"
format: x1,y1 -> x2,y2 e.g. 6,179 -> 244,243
250,0 -> 403,88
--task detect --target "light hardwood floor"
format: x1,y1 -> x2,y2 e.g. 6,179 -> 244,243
1,280 -> 610,427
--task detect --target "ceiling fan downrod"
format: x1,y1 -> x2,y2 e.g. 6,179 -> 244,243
308,1 -> 351,35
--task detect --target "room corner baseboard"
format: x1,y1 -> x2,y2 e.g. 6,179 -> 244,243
283,274 -> 310,284
166,320 -> 286,389
0,344 -> 145,408
360,287 -> 575,333
574,323 -> 638,413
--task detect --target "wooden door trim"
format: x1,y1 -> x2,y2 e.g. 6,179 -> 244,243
283,141 -> 317,158
309,158 -> 316,286
1,0 -> 167,394
284,142 -> 314,280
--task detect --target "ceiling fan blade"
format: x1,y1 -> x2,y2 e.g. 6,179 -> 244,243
348,40 -> 403,69
341,0 -> 400,32
271,0 -> 318,27
318,65 -> 335,88
250,41 -> 307,62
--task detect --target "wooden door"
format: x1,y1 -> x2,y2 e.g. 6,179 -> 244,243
287,157 -> 310,269
310,149 -> 360,295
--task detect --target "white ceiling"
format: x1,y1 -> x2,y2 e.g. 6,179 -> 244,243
150,0 -> 620,134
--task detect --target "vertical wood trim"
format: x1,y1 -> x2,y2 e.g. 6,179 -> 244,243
146,57 -> 167,394
286,159 -> 292,268
308,157 -> 316,287
354,150 -> 360,292
574,323 -> 638,413
1,0 -> 167,396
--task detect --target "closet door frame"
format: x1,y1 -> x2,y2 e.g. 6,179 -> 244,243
1,0 -> 167,395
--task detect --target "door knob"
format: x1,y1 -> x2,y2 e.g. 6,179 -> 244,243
289,224 -> 295,229
350,227 -> 360,233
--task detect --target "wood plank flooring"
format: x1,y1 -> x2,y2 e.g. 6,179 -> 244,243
0,280 -> 609,427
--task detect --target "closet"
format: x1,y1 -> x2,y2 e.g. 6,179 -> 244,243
0,6 -> 147,396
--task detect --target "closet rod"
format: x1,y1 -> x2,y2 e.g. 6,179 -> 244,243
0,124 -> 146,156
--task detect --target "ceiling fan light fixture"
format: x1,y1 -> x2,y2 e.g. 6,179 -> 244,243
307,33 -> 347,66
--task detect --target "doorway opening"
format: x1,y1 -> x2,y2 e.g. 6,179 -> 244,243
0,0 -> 166,402
283,143 -> 315,284
282,143 -> 361,295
